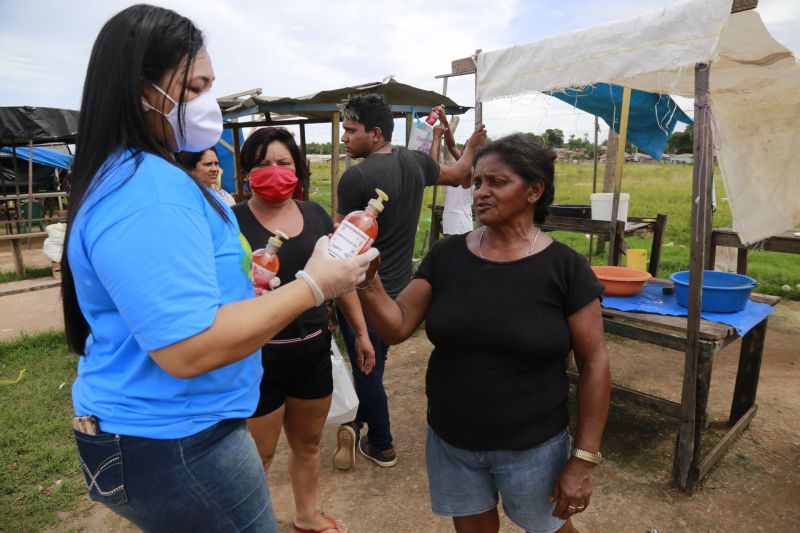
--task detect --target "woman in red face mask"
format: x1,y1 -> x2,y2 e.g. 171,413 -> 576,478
232,127 -> 372,533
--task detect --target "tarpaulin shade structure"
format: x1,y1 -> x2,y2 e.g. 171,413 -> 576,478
221,78 -> 471,122
477,0 -> 799,245
0,158 -> 58,192
218,78 -> 471,213
0,106 -> 79,146
547,84 -> 693,160
0,146 -> 73,170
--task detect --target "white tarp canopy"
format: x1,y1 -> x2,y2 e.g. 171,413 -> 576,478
477,0 -> 799,245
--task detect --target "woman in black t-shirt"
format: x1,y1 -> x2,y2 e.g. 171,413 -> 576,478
233,127 -> 373,533
357,134 -> 610,533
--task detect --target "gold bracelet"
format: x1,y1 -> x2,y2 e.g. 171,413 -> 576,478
572,447 -> 603,465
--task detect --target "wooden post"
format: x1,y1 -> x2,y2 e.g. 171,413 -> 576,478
299,122 -> 307,162
405,112 -> 412,147
11,239 -> 24,277
674,62 -> 714,492
27,139 -> 34,238
232,121 -> 242,197
473,49 -> 483,127
11,144 -> 21,230
729,318 -> 768,424
299,122 -> 308,200
589,115 -> 599,259
607,86 -> 631,266
331,111 -> 340,217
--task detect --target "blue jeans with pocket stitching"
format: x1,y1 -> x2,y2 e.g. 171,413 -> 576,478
73,418 -> 276,532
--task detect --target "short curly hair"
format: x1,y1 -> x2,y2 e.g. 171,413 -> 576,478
473,134 -> 556,224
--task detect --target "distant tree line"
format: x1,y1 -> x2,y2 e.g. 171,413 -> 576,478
303,125 -> 692,157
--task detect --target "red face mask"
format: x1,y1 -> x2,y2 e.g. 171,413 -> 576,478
249,166 -> 299,202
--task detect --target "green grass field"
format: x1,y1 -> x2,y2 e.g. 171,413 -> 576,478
0,332 -> 83,532
309,160 -> 800,300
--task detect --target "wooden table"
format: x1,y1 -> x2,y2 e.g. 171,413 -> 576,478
540,214 -> 667,277
428,207 -> 667,277
708,228 -> 800,274
588,281 -> 779,493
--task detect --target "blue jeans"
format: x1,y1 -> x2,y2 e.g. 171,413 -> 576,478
73,418 -> 276,532
426,426 -> 571,533
336,307 -> 393,451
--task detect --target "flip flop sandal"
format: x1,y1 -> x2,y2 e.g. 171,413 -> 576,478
292,515 -> 348,533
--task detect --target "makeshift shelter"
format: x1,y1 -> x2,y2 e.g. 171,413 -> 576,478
219,78 -> 470,213
473,0 -> 796,493
0,106 -> 77,275
477,0 -> 798,245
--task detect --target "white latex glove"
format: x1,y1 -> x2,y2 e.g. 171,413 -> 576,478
296,236 -> 379,305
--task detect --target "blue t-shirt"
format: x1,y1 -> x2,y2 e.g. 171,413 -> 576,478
68,150 -> 261,438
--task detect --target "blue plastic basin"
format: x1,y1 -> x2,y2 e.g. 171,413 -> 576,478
669,270 -> 757,313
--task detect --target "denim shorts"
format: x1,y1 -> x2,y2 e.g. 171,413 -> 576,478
73,418 -> 276,532
426,426 -> 571,533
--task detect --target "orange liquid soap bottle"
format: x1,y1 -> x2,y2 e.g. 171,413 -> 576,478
328,188 -> 389,259
252,230 -> 289,294
425,110 -> 439,126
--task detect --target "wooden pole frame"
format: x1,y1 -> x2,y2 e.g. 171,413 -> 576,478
331,111 -> 340,217
607,86 -> 631,265
673,62 -> 714,493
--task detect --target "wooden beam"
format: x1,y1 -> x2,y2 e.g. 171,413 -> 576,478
299,122 -> 308,200
608,86 -> 631,266
729,319 -> 768,424
568,371 -> 681,418
405,113 -> 412,147
27,139 -> 34,235
474,49 -> 483,127
674,62 -> 714,491
331,111 -> 340,217
451,56 -> 477,75
699,405 -> 757,480
731,0 -> 758,14
231,120 -> 242,197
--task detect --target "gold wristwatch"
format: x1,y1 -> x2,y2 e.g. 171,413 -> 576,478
572,447 -> 603,465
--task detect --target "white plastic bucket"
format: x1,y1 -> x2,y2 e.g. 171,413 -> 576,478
591,193 -> 630,222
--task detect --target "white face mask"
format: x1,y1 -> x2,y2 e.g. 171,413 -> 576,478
144,82 -> 223,152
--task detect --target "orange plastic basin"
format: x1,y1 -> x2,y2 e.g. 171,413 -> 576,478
591,265 -> 653,297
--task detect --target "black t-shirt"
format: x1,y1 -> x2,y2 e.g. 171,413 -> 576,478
414,235 -> 604,451
232,200 -> 334,340
337,146 -> 439,298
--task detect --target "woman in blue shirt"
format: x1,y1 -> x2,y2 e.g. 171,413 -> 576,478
62,5 -> 377,532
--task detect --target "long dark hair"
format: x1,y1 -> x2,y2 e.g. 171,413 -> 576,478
177,147 -> 218,173
239,127 -> 310,193
62,4 -> 227,355
473,134 -> 556,224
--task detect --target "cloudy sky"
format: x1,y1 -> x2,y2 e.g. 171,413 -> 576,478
1,0 -> 798,145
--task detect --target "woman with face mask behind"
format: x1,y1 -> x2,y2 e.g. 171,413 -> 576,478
232,127 -> 374,533
62,7 -> 378,532
177,147 -> 236,206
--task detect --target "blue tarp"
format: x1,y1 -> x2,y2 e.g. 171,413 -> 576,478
216,127 -> 241,193
0,146 -> 73,170
547,83 -> 692,160
601,283 -> 773,337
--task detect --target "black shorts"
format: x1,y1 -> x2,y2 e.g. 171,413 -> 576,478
252,330 -> 333,418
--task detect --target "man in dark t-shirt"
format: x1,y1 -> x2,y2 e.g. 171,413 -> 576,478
332,93 -> 483,469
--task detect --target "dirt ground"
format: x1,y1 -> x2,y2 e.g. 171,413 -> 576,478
4,238 -> 798,532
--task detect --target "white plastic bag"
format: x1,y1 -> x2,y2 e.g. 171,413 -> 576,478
42,223 -> 67,262
326,338 -> 359,425
406,118 -> 435,153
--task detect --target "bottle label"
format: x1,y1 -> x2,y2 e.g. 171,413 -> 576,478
328,220 -> 372,258
252,262 -> 276,295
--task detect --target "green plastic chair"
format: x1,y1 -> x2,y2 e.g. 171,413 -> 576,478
17,200 -> 46,233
